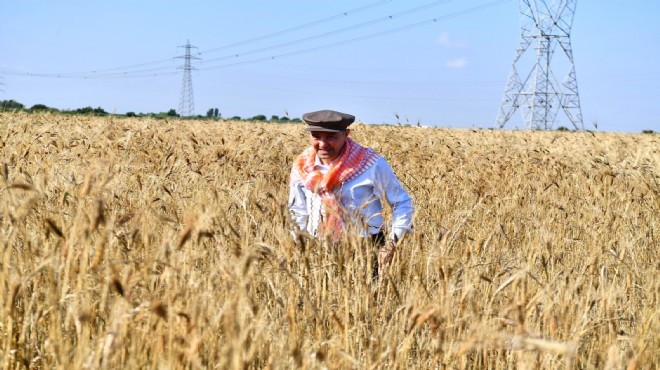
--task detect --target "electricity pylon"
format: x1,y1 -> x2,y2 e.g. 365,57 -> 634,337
176,40 -> 200,117
497,0 -> 583,130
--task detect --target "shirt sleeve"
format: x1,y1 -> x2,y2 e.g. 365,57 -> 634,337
288,182 -> 308,234
372,158 -> 414,241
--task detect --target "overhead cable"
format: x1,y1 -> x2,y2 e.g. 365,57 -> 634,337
0,0 -> 509,79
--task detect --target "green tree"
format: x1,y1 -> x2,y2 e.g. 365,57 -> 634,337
0,99 -> 25,111
167,109 -> 178,117
29,104 -> 51,111
77,106 -> 94,114
93,107 -> 107,116
251,114 -> 267,121
206,108 -> 221,118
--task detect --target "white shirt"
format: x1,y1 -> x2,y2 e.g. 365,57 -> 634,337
288,155 -> 414,240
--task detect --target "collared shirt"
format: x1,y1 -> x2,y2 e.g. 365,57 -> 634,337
288,154 -> 414,240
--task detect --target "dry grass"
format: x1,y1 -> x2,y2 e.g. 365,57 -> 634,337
0,112 -> 658,369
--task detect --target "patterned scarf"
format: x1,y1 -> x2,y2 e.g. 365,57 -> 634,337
290,138 -> 380,239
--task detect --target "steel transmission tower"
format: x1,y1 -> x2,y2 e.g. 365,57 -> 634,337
497,0 -> 583,130
176,40 -> 200,117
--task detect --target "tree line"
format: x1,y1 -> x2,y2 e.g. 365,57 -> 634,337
0,100 -> 303,123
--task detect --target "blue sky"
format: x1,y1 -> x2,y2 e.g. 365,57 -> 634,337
1,0 -> 659,133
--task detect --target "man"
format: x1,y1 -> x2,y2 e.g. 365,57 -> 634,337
288,109 -> 414,271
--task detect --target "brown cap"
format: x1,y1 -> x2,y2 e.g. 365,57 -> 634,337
303,110 -> 355,132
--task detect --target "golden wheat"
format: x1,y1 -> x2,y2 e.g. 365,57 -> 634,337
0,112 -> 658,369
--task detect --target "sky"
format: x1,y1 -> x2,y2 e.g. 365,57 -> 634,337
1,0 -> 659,133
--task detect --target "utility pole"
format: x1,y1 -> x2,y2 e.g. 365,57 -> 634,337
497,0 -> 583,130
176,40 -> 200,117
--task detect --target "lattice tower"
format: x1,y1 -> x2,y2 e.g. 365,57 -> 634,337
176,40 -> 200,117
497,0 -> 583,130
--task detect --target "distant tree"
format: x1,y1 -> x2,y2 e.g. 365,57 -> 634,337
229,116 -> 241,121
557,126 -> 569,131
0,99 -> 25,111
77,106 -> 94,114
271,115 -> 280,121
279,116 -> 290,122
93,107 -> 107,116
206,108 -> 221,118
291,118 -> 302,123
641,129 -> 655,134
167,109 -> 178,117
126,112 -> 136,117
29,104 -> 51,111
251,114 -> 267,121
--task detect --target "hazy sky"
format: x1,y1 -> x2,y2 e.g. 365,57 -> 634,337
1,0 -> 659,133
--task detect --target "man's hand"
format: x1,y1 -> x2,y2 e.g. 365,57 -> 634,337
378,241 -> 396,268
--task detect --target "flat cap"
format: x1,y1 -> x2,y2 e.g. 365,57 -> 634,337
303,110 -> 355,132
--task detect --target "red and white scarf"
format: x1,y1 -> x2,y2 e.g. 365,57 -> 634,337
290,138 -> 380,239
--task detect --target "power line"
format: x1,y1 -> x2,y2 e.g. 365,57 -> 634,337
104,0 -> 452,75
200,0 -> 395,54
110,1 -> 514,76
200,0 -> 451,64
0,57 -> 177,79
196,0 -> 510,71
0,0 -> 394,79
0,0 -> 509,79
0,0 -> 457,79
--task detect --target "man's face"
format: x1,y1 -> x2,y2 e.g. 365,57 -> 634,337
309,129 -> 350,164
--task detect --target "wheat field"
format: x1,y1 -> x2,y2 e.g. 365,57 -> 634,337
0,112 -> 658,369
